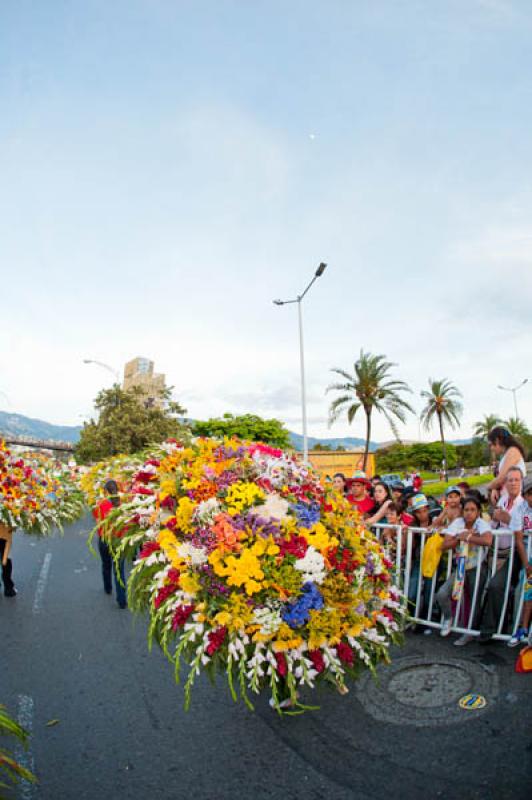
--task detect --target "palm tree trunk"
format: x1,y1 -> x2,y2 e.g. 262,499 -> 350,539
363,408 -> 371,472
438,411 -> 447,480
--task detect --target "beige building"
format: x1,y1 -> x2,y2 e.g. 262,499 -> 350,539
123,357 -> 166,406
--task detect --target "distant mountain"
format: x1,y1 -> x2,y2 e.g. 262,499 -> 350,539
289,432 -> 378,452
0,411 -> 81,443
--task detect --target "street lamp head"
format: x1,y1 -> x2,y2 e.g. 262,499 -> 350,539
315,262 -> 327,277
83,359 -> 92,364
273,299 -> 284,306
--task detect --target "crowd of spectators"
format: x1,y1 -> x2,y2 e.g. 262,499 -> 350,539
330,426 -> 532,648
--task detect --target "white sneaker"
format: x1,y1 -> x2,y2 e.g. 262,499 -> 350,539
454,634 -> 474,647
508,628 -> 527,648
423,628 -> 432,636
440,618 -> 452,638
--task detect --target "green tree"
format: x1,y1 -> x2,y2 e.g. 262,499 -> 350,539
192,413 -> 291,449
473,413 -> 502,439
376,441 -> 457,473
504,417 -> 530,437
327,350 -> 414,471
420,378 -> 462,477
75,385 -> 188,463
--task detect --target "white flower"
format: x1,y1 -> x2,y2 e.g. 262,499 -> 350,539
194,497 -> 221,525
251,493 -> 290,521
253,605 -> 282,636
294,546 -> 326,584
178,542 -> 208,566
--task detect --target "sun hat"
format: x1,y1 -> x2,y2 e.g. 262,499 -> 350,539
445,485 -> 461,497
351,469 -> 371,487
410,493 -> 429,511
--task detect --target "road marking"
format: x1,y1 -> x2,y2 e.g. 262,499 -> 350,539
16,694 -> 36,800
32,552 -> 52,614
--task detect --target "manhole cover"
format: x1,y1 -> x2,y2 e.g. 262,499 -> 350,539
355,655 -> 498,727
388,663 -> 472,708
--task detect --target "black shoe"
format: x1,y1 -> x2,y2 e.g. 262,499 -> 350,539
4,587 -> 17,598
104,587 -> 112,595
118,602 -> 127,609
478,634 -> 492,644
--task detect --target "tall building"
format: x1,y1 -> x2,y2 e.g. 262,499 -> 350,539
123,357 -> 166,406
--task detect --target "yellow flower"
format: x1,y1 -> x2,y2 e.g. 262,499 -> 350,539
180,572 -> 200,595
158,529 -> 185,570
224,482 -> 265,516
175,496 -> 195,533
301,522 -> 338,553
212,546 -> 265,595
272,623 -> 303,652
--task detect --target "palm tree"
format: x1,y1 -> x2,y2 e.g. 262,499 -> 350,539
504,417 -> 530,438
326,350 -> 414,470
473,413 -> 502,440
420,378 -> 463,477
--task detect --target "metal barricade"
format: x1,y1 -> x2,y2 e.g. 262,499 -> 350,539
372,523 -> 531,641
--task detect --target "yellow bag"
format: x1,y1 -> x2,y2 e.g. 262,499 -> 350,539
422,533 -> 443,578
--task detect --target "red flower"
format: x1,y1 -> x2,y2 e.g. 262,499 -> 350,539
145,459 -> 160,467
138,541 -> 161,560
279,534 -> 309,559
154,583 -> 179,609
308,650 -> 325,674
172,604 -> 195,630
336,641 -> 354,666
274,652 -> 288,677
206,626 -> 228,656
133,486 -> 154,496
161,495 -> 176,510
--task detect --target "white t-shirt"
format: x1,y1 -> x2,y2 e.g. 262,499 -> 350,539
445,517 -> 491,569
510,500 -> 532,534
492,494 -> 523,549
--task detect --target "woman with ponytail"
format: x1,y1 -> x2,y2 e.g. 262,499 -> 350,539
486,427 -> 526,504
92,479 -> 127,609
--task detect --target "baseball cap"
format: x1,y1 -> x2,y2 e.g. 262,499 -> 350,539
445,485 -> 461,497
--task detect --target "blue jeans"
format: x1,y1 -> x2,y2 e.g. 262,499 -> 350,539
98,538 -> 127,607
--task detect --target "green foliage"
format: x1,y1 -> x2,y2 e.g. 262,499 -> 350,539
504,416 -> 530,438
192,413 -> 291,449
75,385 -> 188,463
327,350 -> 414,470
376,441 -> 458,473
472,413 -> 502,439
456,438 -> 489,469
0,704 -> 37,793
423,473 -> 493,499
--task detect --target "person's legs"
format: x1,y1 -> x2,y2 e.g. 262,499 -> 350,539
0,539 -> 16,597
98,538 -> 112,594
479,561 -> 510,638
113,558 -> 127,608
436,575 -> 454,620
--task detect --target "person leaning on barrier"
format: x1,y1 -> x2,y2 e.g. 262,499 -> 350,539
507,478 -> 532,647
476,468 -> 523,644
436,495 -> 492,645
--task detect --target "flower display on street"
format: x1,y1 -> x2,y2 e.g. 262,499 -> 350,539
84,438 -> 405,712
0,440 -> 85,535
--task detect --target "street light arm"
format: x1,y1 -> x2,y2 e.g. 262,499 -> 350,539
83,359 -> 120,382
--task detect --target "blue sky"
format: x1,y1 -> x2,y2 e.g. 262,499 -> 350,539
1,0 -> 532,442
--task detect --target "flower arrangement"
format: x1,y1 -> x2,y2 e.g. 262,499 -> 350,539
89,438 -> 405,712
0,441 -> 85,535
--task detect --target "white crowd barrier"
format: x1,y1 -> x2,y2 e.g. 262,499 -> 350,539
372,524 -> 532,642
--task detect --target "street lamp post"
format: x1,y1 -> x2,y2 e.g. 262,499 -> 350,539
273,262 -> 327,464
83,359 -> 120,384
497,379 -> 528,419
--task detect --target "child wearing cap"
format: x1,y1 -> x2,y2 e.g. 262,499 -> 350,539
432,486 -> 462,528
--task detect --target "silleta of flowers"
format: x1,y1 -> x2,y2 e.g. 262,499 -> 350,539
0,440 -> 85,534
89,438 -> 405,711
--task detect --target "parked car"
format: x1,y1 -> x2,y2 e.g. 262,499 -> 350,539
381,473 -> 403,486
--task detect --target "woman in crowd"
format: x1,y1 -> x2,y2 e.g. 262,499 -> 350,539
436,495 -> 492,646
486,426 -> 526,504
331,473 -> 347,496
92,479 -> 127,609
365,481 -> 393,526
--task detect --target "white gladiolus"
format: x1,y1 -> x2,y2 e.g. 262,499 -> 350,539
294,546 -> 326,584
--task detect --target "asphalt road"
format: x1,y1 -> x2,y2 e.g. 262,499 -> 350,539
2,516 -> 531,800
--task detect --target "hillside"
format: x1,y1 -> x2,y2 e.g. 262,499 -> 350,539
0,411 -> 82,443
